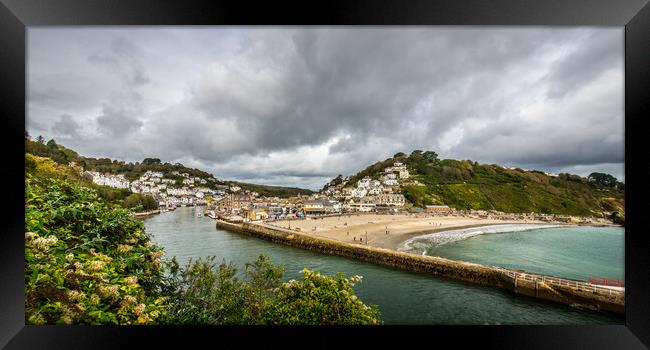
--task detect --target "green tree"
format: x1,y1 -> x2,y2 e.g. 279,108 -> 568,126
159,255 -> 381,325
588,172 -> 618,187
142,158 -> 161,165
422,151 -> 439,163
123,193 -> 158,212
262,268 -> 381,325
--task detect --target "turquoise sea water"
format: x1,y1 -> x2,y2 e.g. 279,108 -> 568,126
420,225 -> 624,281
144,207 -> 624,325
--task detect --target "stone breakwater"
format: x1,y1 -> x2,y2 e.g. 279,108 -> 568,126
132,209 -> 161,219
216,220 -> 624,315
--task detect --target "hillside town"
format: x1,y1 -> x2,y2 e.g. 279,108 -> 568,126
82,161 -> 614,227
83,170 -> 231,208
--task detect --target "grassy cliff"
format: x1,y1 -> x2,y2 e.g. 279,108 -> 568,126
339,150 -> 624,218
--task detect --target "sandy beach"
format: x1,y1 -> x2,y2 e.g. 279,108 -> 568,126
267,213 -> 557,250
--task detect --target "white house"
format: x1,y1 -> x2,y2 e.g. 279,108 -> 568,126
341,187 -> 354,198
376,193 -> 405,206
357,177 -> 372,188
351,188 -> 368,198
348,201 -> 376,212
383,179 -> 399,186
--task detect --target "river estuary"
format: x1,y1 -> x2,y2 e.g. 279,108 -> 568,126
144,207 -> 624,325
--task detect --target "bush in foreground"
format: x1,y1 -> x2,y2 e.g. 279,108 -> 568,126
25,153 -> 381,325
25,155 -> 165,325
159,255 -> 381,325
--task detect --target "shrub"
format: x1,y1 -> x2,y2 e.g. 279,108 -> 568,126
262,269 -> 381,325
159,255 -> 381,325
25,156 -> 165,325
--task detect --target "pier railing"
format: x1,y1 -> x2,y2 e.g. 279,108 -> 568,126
495,268 -> 624,296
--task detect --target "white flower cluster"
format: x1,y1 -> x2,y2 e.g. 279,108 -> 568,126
30,236 -> 58,250
124,276 -> 138,287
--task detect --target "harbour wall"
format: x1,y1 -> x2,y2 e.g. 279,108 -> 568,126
216,220 -> 624,315
132,209 -> 161,219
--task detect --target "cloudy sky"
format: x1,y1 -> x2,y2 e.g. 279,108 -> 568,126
27,27 -> 624,190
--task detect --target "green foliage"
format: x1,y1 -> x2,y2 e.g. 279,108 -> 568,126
262,269 -> 381,325
229,181 -> 314,198
587,172 -> 619,188
401,186 -> 436,208
26,153 -> 381,325
123,193 -> 159,212
26,138 -> 80,165
93,186 -> 133,204
25,156 -> 166,325
25,138 -> 313,197
610,211 -> 625,225
159,255 -> 278,325
142,158 -> 162,165
347,158 -> 395,186
159,255 -> 381,325
422,151 -> 439,163
337,149 -> 624,216
322,174 -> 344,191
434,184 -> 494,210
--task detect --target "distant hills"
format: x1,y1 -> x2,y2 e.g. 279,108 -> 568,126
25,137 -> 314,198
328,150 -> 624,222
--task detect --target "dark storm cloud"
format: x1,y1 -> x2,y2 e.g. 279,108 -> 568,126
545,29 -> 622,99
51,114 -> 81,138
87,36 -> 150,86
27,27 -> 624,189
96,103 -> 144,136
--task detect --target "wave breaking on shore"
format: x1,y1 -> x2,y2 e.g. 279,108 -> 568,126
398,224 -> 563,254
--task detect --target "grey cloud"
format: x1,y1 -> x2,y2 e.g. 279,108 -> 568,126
111,36 -> 137,57
28,27 -> 624,189
87,36 -> 150,86
545,29 -> 622,99
96,103 -> 143,136
185,29 -> 588,158
51,114 -> 81,138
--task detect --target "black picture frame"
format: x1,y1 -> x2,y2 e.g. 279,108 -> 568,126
1,0 -> 648,348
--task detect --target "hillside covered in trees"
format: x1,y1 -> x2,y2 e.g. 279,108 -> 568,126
339,150 -> 624,220
25,136 -> 313,198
